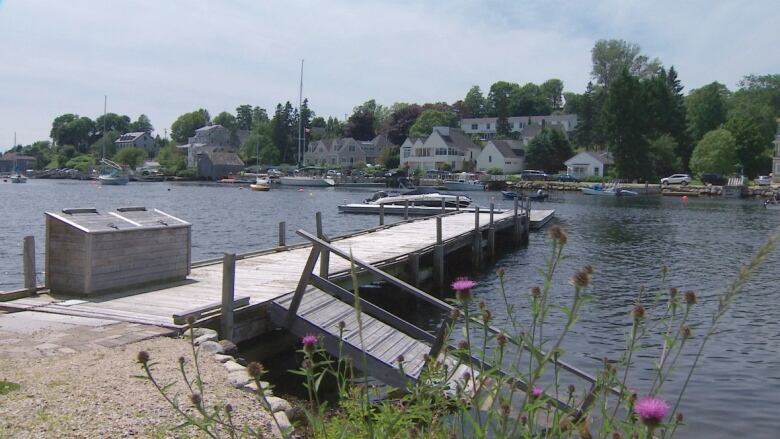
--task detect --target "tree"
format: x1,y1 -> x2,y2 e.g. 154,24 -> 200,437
385,104 -> 422,145
648,135 -> 682,178
271,102 -> 296,163
510,83 -> 552,116
541,79 -> 564,111
90,130 -> 120,158
685,82 -> 730,143
378,146 -> 400,169
50,114 -> 95,152
345,107 -> 376,141
170,110 -> 208,144
129,114 -> 154,133
602,68 -> 651,180
157,143 -> 186,173
524,127 -> 573,173
591,39 -> 661,87
724,102 -> 776,177
240,131 -> 279,166
463,86 -> 486,118
112,147 -> 147,169
486,81 -> 517,118
213,112 -> 237,131
690,129 -> 738,176
575,82 -> 596,149
563,92 -> 583,114
665,67 -> 691,168
94,113 -> 131,138
252,107 -> 269,128
736,74 -> 780,117
408,109 -> 458,137
236,105 -> 254,130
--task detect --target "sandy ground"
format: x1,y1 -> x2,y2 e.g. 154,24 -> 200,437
0,336 -> 276,438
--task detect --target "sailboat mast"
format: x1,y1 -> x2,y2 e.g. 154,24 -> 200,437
298,59 -> 304,168
102,95 -> 107,160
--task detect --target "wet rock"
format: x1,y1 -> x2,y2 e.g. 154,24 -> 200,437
219,339 -> 238,356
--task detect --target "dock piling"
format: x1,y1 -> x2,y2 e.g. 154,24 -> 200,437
221,252 -> 236,341
379,204 -> 385,226
278,222 -> 286,247
408,252 -> 420,287
404,199 -> 409,220
316,212 -> 329,278
472,206 -> 482,268
434,217 -> 444,287
456,195 -> 460,211
488,203 -> 496,260
23,236 -> 35,290
441,197 -> 446,214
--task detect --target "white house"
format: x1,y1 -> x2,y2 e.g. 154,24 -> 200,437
461,114 -> 578,140
476,140 -> 524,174
563,151 -> 614,178
405,127 -> 481,171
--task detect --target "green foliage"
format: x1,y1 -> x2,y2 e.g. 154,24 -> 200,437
525,127 -> 573,173
463,85 -> 486,117
378,146 -> 400,169
690,129 -> 738,176
89,131 -> 119,158
590,39 -> 661,87
50,114 -> 95,152
725,101 -> 776,177
385,104 -> 422,145
212,111 -> 237,131
240,131 -> 278,166
408,110 -> 458,137
685,82 -> 730,143
648,134 -> 682,178
603,69 -> 651,180
487,167 -> 504,175
129,114 -> 154,132
112,147 -> 147,169
345,106 -> 376,141
176,168 -> 196,178
95,113 -> 130,137
0,379 -> 20,395
157,143 -> 186,173
64,155 -> 94,173
541,78 -> 564,111
736,74 -> 780,117
574,82 -> 596,149
170,110 -> 208,144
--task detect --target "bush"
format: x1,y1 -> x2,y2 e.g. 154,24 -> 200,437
176,168 -> 196,178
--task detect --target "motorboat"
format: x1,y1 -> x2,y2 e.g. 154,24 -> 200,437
98,159 -> 129,185
10,173 -> 27,183
581,183 -> 637,196
250,175 -> 271,191
279,175 -> 335,187
764,199 -> 780,210
502,190 -> 548,201
365,188 -> 472,208
443,179 -> 486,191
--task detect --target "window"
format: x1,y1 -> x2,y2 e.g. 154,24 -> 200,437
489,155 -> 492,163
471,124 -> 478,130
348,144 -> 355,152
594,167 -> 600,175
435,148 -> 448,156
486,123 -> 491,130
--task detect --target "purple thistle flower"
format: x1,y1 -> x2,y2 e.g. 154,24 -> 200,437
634,396 -> 669,426
302,334 -> 318,353
452,277 -> 476,303
531,387 -> 543,398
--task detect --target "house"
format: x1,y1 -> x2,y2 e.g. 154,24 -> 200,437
303,135 -> 396,167
460,114 -> 578,140
771,125 -> 780,184
476,140 -> 525,174
196,150 -> 245,180
400,137 -> 425,166
564,151 -> 613,178
178,125 -> 242,167
0,152 -> 36,173
405,127 -> 481,172
114,132 -> 155,156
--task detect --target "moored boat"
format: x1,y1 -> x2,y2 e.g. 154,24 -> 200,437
250,175 -> 271,191
443,179 -> 485,191
10,173 -> 27,183
279,176 -> 335,187
581,183 -> 637,196
365,188 -> 471,208
764,199 -> 780,209
502,190 -> 548,201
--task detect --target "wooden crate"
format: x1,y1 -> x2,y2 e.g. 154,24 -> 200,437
45,207 -> 191,296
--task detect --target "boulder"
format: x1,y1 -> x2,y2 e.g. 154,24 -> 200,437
273,411 -> 293,436
219,339 -> 238,356
187,327 -> 218,340
198,341 -> 224,355
223,361 -> 246,373
213,354 -> 233,363
265,396 -> 292,413
227,370 -> 250,388
194,333 -> 218,345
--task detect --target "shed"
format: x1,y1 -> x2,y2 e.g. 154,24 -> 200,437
45,207 -> 191,296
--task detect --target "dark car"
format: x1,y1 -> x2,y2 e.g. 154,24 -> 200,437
700,173 -> 727,186
557,174 -> 580,183
521,170 -> 550,181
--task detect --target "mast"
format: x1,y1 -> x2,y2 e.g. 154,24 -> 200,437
102,95 -> 107,160
297,59 -> 304,168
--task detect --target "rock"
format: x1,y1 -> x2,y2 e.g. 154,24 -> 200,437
198,341 -> 224,355
227,370 -> 250,388
186,327 -> 218,339
218,339 -> 238,356
273,411 -> 293,435
194,333 -> 218,345
285,405 -> 307,426
223,360 -> 246,373
213,354 -> 233,363
243,381 -> 272,395
265,396 -> 292,413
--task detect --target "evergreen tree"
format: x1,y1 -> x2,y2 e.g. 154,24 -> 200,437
602,69 -> 651,180
463,86 -> 486,118
575,82 -> 596,149
525,127 -> 573,173
236,105 -> 254,130
666,67 -> 691,169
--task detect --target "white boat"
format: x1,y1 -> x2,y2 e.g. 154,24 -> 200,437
443,179 -> 486,191
250,176 -> 271,191
365,188 -> 472,208
764,200 -> 780,210
279,176 -> 335,187
581,183 -> 638,196
98,159 -> 129,185
10,173 -> 27,183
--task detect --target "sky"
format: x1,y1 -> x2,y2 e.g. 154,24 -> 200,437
1,0 -> 778,147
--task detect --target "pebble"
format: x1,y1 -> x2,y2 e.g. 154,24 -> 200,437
265,396 -> 292,413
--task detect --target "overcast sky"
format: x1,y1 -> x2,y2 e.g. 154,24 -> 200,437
1,0 -> 778,146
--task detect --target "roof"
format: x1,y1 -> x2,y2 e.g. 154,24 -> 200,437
195,125 -> 225,132
433,127 -> 479,152
203,152 -> 245,166
115,132 -> 148,143
371,134 -> 395,148
489,140 -> 524,159
2,152 -> 35,160
565,150 -> 614,165
520,124 -> 544,138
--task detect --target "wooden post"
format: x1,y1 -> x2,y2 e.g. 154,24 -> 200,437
456,195 -> 460,211
441,196 -> 446,214
404,199 -> 409,220
488,203 -> 496,260
23,236 -> 35,290
473,206 -> 481,268
316,212 -> 329,278
221,252 -> 236,341
278,221 -> 286,247
513,197 -> 521,245
434,217 -> 444,288
379,203 -> 385,226
489,202 -> 495,226
408,252 -> 420,287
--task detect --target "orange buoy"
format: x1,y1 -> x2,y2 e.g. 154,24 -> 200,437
297,188 -> 304,192
682,195 -> 688,201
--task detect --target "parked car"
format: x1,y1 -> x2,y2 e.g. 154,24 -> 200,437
556,174 -> 580,183
521,170 -> 550,181
661,174 -> 691,185
699,173 -> 727,186
756,175 -> 771,186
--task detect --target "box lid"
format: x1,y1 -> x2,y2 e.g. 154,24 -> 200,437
45,207 -> 190,233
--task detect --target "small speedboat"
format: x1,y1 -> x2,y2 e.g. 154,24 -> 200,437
250,176 -> 271,191
365,188 -> 471,208
581,184 -> 638,196
10,173 -> 27,183
764,199 -> 780,210
502,190 -> 548,201
443,179 -> 486,191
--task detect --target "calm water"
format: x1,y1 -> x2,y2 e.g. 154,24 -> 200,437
1,180 -> 778,437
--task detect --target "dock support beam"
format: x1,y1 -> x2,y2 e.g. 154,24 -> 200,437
379,204 -> 385,226
278,222 -> 286,247
513,197 -> 522,246
472,207 -> 482,269
488,203 -> 496,260
404,199 -> 409,220
23,236 -> 35,290
407,252 -> 420,287
316,212 -> 329,278
221,252 -> 236,341
456,195 -> 460,211
433,217 -> 444,288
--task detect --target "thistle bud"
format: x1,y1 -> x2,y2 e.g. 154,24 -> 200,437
190,393 -> 202,407
681,325 -> 692,339
247,362 -> 265,378
632,305 -> 645,320
684,291 -> 697,305
530,286 -> 541,299
549,225 -> 567,244
137,351 -> 150,364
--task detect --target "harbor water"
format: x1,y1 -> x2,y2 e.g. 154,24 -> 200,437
1,180 -> 778,437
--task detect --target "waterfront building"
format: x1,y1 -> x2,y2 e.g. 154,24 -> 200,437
400,137 -> 425,166
303,135 -> 396,167
0,152 -> 36,173
404,126 -> 481,172
196,151 -> 245,180
564,150 -> 613,177
178,125 -> 249,168
114,131 -> 155,156
460,114 -> 578,140
772,124 -> 780,184
476,140 -> 525,174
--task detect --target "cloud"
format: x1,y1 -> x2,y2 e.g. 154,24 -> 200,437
0,0 -> 778,145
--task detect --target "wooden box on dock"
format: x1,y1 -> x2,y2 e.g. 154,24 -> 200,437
45,207 -> 191,296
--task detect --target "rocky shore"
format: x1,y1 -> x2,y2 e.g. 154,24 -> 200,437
507,180 -> 779,198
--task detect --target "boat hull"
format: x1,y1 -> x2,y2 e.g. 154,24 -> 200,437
250,184 -> 270,191
279,177 -> 335,187
581,187 -> 638,196
10,174 -> 27,183
98,175 -> 129,185
443,181 -> 485,191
